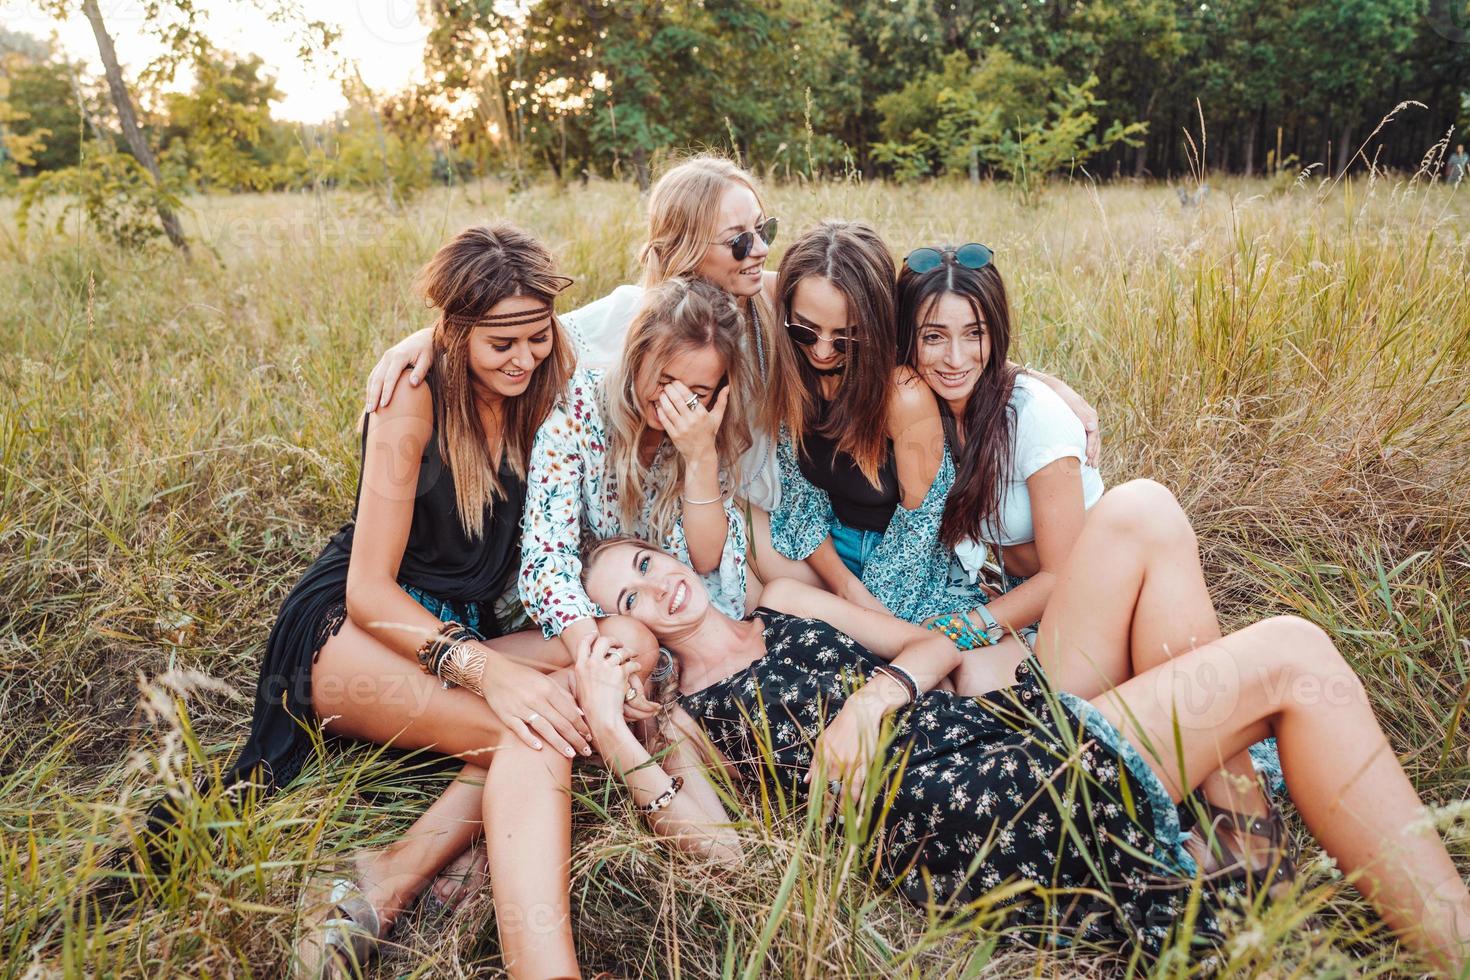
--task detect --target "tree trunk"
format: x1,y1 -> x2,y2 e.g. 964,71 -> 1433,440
632,146 -> 650,191
1336,122 -> 1353,176
1243,115 -> 1257,177
80,0 -> 189,253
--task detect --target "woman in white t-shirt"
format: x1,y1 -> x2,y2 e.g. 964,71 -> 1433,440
895,243 -> 1104,635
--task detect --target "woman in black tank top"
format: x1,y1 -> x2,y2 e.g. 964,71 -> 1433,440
145,224 -> 659,980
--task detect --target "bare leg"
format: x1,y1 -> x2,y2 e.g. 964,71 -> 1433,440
1092,616 -> 1470,973
311,620 -> 584,976
1034,480 -> 1268,863
484,739 -> 577,978
747,506 -> 825,589
353,764 -> 485,927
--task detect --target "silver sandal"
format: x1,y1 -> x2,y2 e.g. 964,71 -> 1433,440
294,873 -> 383,979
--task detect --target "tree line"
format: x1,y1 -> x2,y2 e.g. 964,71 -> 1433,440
2,0 -> 1466,240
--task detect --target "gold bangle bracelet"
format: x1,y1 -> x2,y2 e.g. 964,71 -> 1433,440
439,641 -> 486,698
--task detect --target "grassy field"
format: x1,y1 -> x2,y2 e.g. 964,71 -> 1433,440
3,170 -> 1469,977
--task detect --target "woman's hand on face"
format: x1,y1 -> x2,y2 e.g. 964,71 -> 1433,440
479,652 -> 595,758
365,326 -> 436,413
807,691 -> 886,806
655,380 -> 727,464
573,633 -> 644,737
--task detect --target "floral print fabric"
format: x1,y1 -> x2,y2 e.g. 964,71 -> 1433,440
677,608 -> 1228,957
519,368 -> 750,637
769,433 -> 990,624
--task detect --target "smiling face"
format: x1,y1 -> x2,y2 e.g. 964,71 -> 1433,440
637,343 -> 726,432
694,182 -> 770,299
787,276 -> 855,373
913,291 -> 990,411
468,295 -> 557,400
584,541 -> 710,635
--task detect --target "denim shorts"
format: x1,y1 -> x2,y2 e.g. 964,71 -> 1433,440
830,520 -> 885,577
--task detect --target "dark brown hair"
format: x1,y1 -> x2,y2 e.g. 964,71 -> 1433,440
416,222 -> 576,538
895,256 -> 1018,549
770,220 -> 898,487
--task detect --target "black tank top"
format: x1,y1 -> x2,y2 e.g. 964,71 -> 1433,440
796,395 -> 900,532
327,376 -> 524,602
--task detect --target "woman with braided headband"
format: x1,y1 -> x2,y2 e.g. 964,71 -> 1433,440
146,223 -> 659,979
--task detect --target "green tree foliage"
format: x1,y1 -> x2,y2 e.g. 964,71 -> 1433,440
874,50 -> 1146,200
162,48 -> 288,191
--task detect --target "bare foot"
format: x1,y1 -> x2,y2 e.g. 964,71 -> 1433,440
428,840 -> 489,910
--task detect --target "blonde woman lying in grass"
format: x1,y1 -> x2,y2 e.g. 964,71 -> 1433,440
574,479 -> 1470,971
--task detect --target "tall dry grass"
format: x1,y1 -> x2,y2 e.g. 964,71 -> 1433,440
2,170 -> 1468,977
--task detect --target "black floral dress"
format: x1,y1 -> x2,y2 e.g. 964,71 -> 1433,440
677,609 -> 1227,957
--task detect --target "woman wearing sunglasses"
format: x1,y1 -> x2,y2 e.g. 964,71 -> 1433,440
364,155 -> 801,511
895,244 -> 1284,884
750,220 -> 954,619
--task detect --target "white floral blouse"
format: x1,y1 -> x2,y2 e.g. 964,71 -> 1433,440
518,368 -> 750,638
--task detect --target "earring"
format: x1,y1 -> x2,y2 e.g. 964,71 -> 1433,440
649,648 -> 675,683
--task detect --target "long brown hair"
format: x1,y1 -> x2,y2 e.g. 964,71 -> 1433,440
771,220 -> 898,486
895,256 -> 1017,549
415,222 -> 576,538
638,153 -> 799,440
604,277 -> 753,541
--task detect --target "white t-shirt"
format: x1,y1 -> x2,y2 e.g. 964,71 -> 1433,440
560,284 -> 781,511
953,374 -> 1105,577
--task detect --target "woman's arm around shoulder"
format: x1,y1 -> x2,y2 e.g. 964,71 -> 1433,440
887,366 -> 944,510
758,578 -> 931,661
365,326 -> 437,412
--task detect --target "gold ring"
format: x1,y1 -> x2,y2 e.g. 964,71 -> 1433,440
623,686 -> 638,702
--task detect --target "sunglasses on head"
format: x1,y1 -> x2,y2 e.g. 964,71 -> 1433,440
713,217 -> 779,262
904,242 -> 994,275
785,321 -> 857,355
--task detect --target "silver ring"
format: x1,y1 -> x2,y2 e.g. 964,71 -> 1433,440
827,779 -> 842,795
526,712 -> 541,724
684,394 -> 699,410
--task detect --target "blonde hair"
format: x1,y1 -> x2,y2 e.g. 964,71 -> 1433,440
603,277 -> 753,542
415,222 -> 576,538
638,154 -> 800,439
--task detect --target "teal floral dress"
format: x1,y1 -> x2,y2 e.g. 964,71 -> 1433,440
770,433 -> 987,623
519,368 -> 750,637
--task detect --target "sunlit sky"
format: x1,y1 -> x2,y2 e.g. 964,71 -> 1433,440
6,0 -> 431,122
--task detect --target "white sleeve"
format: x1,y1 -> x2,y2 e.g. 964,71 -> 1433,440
1011,378 -> 1088,481
560,284 -> 643,370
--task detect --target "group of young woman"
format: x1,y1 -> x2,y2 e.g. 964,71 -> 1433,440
155,156 -> 1470,978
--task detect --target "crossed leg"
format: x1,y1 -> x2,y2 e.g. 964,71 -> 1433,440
309,615 -> 657,978
1037,483 -> 1470,971
1033,479 -> 1272,864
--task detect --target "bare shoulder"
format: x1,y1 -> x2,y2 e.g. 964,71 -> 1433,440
368,370 -> 434,427
752,576 -> 808,616
760,270 -> 779,304
887,367 -> 940,421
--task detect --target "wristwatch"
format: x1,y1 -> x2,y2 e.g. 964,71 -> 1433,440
965,604 -> 1006,646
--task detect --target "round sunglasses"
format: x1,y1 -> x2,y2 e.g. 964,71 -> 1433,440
904,242 -> 993,274
711,217 -> 779,262
785,321 -> 857,355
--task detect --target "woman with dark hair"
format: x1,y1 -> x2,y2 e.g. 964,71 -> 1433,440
575,488 -> 1470,971
754,220 -> 949,615
894,243 -> 1104,639
896,243 -> 1283,885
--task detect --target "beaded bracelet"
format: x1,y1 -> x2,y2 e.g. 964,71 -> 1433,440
871,663 -> 918,706
641,776 -> 684,813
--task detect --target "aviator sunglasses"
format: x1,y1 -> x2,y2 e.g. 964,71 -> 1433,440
711,217 -> 779,261
904,242 -> 994,274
